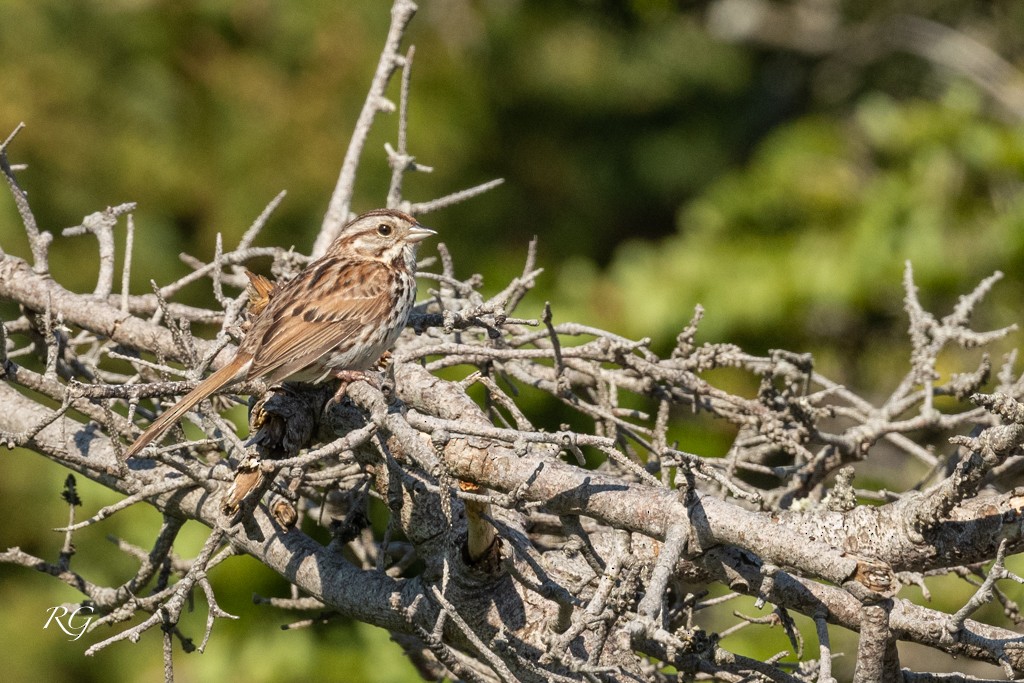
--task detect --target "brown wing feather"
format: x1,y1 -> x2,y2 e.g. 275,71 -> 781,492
243,258 -> 391,383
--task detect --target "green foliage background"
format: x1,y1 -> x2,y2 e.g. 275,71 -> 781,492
2,1 -> 1024,680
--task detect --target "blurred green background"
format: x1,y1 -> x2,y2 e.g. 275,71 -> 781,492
3,1 -> 1024,680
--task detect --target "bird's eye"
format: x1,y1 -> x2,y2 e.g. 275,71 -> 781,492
376,223 -> 393,237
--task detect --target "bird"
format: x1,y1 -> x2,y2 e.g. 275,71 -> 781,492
124,208 -> 435,458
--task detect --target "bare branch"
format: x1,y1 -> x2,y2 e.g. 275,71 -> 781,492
1,123 -> 51,272
316,0 -> 419,256
62,202 -> 137,298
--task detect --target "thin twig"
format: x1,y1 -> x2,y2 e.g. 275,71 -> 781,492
316,0 -> 419,256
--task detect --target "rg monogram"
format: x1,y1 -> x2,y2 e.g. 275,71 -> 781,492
43,604 -> 95,641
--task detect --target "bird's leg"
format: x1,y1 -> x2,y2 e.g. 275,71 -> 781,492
330,369 -> 381,402
329,352 -> 393,402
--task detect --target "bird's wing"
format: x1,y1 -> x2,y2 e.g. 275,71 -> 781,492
244,259 -> 393,383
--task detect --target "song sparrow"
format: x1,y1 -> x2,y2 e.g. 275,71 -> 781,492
124,208 -> 435,458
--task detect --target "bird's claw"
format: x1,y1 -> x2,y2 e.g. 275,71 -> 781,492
330,369 -> 381,402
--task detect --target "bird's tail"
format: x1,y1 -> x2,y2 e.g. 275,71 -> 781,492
124,358 -> 248,459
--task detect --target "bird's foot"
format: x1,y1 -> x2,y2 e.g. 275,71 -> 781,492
330,369 -> 381,402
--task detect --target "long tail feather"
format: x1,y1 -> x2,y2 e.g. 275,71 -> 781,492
124,356 -> 250,458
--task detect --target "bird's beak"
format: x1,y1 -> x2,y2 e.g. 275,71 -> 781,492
407,224 -> 437,243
